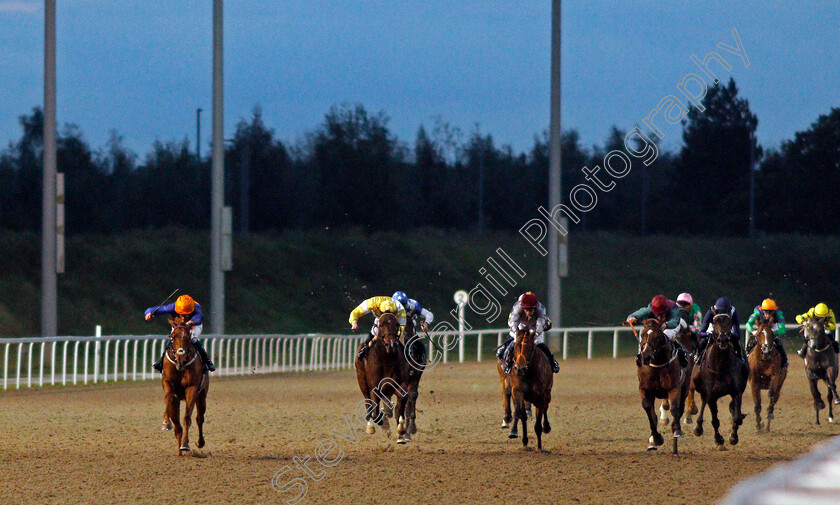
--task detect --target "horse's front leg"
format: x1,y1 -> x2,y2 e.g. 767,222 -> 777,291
729,395 -> 743,445
659,399 -> 671,425
693,396 -> 707,437
642,390 -> 662,450
396,385 -> 409,444
751,379 -> 763,433
180,386 -> 197,454
165,391 -> 182,455
667,387 -> 683,455
809,377 -> 824,425
709,398 -> 724,448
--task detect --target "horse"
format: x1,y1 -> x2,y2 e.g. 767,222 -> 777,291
496,344 -> 514,431
507,328 -> 553,451
748,321 -> 788,432
801,317 -> 840,425
659,309 -> 700,425
354,312 -> 409,443
400,317 -> 426,440
692,313 -> 749,449
161,317 -> 209,455
636,319 -> 688,454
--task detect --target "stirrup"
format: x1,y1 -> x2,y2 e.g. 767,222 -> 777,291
153,360 -> 163,372
552,360 -> 560,373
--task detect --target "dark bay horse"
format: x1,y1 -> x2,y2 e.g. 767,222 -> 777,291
748,322 -> 787,432
508,329 -> 553,451
401,318 -> 426,440
661,309 -> 700,425
801,318 -> 839,425
636,319 -> 688,454
161,317 -> 209,455
354,313 -> 409,443
692,313 -> 749,449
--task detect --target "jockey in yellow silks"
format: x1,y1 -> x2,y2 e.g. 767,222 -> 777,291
350,296 -> 406,359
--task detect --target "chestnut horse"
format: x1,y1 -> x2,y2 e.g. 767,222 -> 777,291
692,313 -> 749,449
748,322 -> 787,432
636,319 -> 688,454
801,317 -> 840,425
161,317 -> 209,455
507,329 -> 553,451
354,313 -> 410,443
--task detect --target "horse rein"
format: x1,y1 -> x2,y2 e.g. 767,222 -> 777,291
166,325 -> 197,371
639,326 -> 676,368
513,332 -> 537,372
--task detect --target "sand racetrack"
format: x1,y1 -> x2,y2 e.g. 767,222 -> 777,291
1,358 -> 837,505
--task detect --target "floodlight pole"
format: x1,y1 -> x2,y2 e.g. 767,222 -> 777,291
41,0 -> 57,337
210,0 -> 225,334
547,0 -> 562,330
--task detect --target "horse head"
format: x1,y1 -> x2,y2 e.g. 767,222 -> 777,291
513,328 -> 537,377
803,317 -> 830,352
378,313 -> 400,353
167,316 -> 196,372
754,323 -> 774,355
712,313 -> 733,349
639,319 -> 668,366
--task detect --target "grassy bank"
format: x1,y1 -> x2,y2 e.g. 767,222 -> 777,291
1,228 -> 838,336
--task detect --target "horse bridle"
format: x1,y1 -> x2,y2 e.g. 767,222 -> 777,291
640,324 -> 676,368
377,313 -> 400,350
804,320 -> 832,353
166,325 -> 197,371
711,313 -> 733,348
513,331 -> 537,373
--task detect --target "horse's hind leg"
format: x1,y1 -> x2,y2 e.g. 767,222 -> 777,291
407,386 -> 419,434
534,405 -> 544,452
396,388 -> 409,444
165,394 -> 182,456
684,382 -> 698,424
196,391 -> 207,449
500,375 -> 512,429
180,387 -> 198,454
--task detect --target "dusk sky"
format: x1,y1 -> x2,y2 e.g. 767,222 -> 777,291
1,1 -> 838,158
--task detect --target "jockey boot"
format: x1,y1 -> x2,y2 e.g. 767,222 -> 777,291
496,336 -> 514,360
732,337 -> 746,362
746,337 -> 757,354
773,338 -> 789,368
833,337 -> 840,354
153,339 -> 171,372
694,338 -> 708,364
537,342 -> 560,373
357,332 -> 375,360
672,339 -> 688,368
797,343 -> 807,359
193,339 -> 216,372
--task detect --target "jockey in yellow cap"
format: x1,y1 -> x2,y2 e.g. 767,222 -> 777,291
350,296 -> 406,359
795,303 -> 838,357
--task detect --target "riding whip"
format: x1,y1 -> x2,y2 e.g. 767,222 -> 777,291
150,288 -> 179,317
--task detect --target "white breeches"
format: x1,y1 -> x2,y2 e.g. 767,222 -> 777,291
509,329 -> 544,344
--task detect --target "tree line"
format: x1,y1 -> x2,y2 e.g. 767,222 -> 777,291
0,78 -> 837,236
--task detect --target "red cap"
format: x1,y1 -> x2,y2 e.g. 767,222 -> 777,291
520,292 -> 538,309
651,295 -> 670,315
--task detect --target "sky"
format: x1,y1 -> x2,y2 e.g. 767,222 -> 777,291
0,0 -> 838,158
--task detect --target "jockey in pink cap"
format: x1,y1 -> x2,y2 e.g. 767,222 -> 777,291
675,293 -> 703,333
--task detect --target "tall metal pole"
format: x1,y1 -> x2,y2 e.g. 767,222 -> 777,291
748,129 -> 755,238
196,108 -> 202,159
547,0 -> 562,330
41,0 -> 57,337
210,0 -> 225,334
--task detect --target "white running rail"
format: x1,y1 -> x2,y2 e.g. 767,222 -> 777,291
1,324 -> 832,390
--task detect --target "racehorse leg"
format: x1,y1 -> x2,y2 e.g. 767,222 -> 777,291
826,378 -> 835,424
667,388 -> 683,455
534,404 -> 544,452
642,391 -> 662,451
165,392 -> 182,456
500,372 -> 512,429
684,381 -> 698,424
407,386 -> 419,435
729,396 -> 741,446
396,387 -> 409,444
196,389 -> 207,449
542,405 -> 551,434
751,379 -> 763,433
766,369 -> 785,432
809,377 -> 824,425
180,386 -> 198,454
660,399 -> 671,425
709,399 -> 725,448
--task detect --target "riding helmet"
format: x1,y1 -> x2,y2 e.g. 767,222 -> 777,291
392,291 -> 408,307
650,294 -> 669,315
815,303 -> 830,318
714,297 -> 732,313
760,298 -> 778,311
519,292 -> 538,309
174,295 -> 195,315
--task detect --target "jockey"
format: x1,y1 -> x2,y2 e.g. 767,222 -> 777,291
146,294 -> 216,372
350,296 -> 406,359
795,303 -> 839,357
696,297 -> 744,362
626,294 -> 688,367
496,292 -> 560,374
745,298 -> 789,368
391,291 -> 434,333
675,292 -> 703,333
